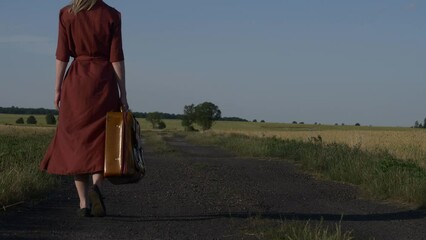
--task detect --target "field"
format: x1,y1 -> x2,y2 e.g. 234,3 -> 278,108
0,114 -> 424,238
2,113 -> 425,167
1,114 -> 425,205
155,118 -> 426,168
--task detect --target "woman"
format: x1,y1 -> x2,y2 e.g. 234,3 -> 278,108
40,0 -> 128,217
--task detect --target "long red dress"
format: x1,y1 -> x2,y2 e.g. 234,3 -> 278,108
40,0 -> 124,175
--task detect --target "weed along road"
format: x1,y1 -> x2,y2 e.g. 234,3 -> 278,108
0,134 -> 425,240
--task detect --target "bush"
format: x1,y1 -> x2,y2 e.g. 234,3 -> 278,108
16,118 -> 24,124
45,113 -> 56,125
157,121 -> 166,129
26,116 -> 37,124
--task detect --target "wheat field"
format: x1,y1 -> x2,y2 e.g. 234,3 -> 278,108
1,114 -> 425,167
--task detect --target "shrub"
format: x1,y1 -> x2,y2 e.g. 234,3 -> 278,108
16,118 -> 24,124
45,113 -> 56,125
26,116 -> 37,124
157,121 -> 166,129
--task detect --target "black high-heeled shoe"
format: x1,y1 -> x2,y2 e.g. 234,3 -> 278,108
88,185 -> 106,217
76,208 -> 91,217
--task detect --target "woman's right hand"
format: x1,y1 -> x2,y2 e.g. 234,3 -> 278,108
54,91 -> 61,110
121,95 -> 129,111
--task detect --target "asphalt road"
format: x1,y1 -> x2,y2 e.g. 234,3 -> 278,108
0,135 -> 425,240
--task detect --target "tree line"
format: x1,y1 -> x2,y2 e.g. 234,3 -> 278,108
0,106 -> 247,122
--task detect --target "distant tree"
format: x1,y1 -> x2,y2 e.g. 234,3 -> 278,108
292,121 -> 297,124
355,123 -> 361,126
414,121 -> 420,128
260,120 -> 265,123
194,102 -> 221,131
45,113 -> 56,125
253,119 -> 257,122
146,112 -> 162,129
26,116 -> 37,124
424,118 -> 426,129
341,123 -> 345,126
299,122 -> 304,124
314,122 -> 318,125
16,117 -> 24,124
181,104 -> 196,131
420,123 -> 424,128
335,123 -> 338,126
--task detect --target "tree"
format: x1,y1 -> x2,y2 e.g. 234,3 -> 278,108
27,115 -> 37,124
424,118 -> 426,129
253,119 -> 257,122
45,113 -> 56,125
16,117 -> 24,124
194,102 -> 221,131
355,123 -> 361,126
146,112 -> 163,129
292,121 -> 297,124
260,120 -> 265,123
414,121 -> 420,128
181,104 -> 196,131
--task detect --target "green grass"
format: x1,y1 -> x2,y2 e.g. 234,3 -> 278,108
0,126 -> 59,207
185,132 -> 426,208
242,218 -> 354,240
142,130 -> 179,155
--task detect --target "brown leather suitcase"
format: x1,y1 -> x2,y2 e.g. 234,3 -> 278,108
104,111 -> 145,184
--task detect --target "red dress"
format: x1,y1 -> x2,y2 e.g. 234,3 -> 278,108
40,0 -> 124,175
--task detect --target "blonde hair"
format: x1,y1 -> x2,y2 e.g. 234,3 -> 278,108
69,0 -> 98,14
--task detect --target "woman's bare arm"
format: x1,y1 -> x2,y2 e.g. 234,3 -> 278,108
55,60 -> 68,110
112,61 -> 129,110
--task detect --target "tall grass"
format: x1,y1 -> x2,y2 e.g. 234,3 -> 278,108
0,126 -> 59,207
186,132 -> 426,207
211,129 -> 426,168
243,218 -> 354,240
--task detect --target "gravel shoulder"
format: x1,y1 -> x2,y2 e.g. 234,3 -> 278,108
0,134 -> 425,240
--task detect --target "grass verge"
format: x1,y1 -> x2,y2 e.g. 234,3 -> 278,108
0,126 -> 60,208
185,132 -> 426,208
142,130 -> 179,155
242,218 -> 354,240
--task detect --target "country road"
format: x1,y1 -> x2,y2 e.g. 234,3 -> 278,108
1,135 -> 425,240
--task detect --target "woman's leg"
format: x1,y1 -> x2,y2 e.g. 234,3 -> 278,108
74,174 -> 90,209
92,173 -> 104,187
89,173 -> 106,217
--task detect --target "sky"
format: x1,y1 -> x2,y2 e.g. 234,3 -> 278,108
0,0 -> 425,127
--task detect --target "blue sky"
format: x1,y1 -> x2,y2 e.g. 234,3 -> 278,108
0,0 -> 425,126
